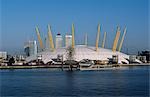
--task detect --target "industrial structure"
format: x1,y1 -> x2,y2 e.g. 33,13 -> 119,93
26,24 -> 142,64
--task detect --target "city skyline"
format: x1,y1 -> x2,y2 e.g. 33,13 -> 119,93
0,0 -> 149,54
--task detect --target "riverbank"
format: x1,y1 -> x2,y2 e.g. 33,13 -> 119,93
0,65 -> 79,70
119,63 -> 150,66
0,63 -> 149,70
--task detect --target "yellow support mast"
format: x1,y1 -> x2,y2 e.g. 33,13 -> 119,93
112,26 -> 120,52
101,32 -> 106,48
35,26 -> 44,50
95,24 -> 100,51
72,23 -> 75,48
47,24 -> 55,51
118,27 -> 127,52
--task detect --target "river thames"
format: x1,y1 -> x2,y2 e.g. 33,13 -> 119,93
0,66 -> 149,96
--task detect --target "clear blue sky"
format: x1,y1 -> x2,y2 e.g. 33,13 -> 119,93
0,0 -> 149,54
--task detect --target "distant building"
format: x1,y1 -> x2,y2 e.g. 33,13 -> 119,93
56,33 -> 63,49
0,51 -> 7,60
138,51 -> 150,63
136,56 -> 147,63
14,55 -> 25,62
0,51 -> 7,64
24,46 -> 30,56
45,36 -> 50,50
65,34 -> 72,48
129,55 -> 137,63
24,40 -> 37,56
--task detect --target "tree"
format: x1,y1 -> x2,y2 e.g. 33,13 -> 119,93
8,57 -> 15,66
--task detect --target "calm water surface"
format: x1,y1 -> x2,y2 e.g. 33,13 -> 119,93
0,66 -> 149,96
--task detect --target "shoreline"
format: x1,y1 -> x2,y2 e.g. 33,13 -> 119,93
0,63 -> 149,70
119,63 -> 150,66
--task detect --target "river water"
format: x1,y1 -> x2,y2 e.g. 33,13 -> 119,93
0,66 -> 149,96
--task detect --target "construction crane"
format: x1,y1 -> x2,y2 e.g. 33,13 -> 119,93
95,24 -> 100,51
118,27 -> 127,52
47,24 -> 55,51
112,26 -> 120,52
35,26 -> 44,50
102,32 -> 106,48
72,23 -> 75,48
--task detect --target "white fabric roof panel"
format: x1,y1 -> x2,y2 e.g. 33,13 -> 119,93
26,45 -> 129,64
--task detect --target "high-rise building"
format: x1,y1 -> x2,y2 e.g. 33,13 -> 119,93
45,36 -> 50,50
24,40 -> 37,56
24,45 -> 30,56
56,33 -> 63,49
65,34 -> 72,48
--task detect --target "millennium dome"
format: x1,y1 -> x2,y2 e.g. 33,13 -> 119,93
25,24 -> 142,64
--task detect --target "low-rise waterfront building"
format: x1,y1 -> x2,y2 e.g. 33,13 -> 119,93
138,51 -> 150,63
0,51 -> 7,64
0,51 -> 7,60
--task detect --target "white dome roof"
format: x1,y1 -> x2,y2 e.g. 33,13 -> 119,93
26,45 -> 129,64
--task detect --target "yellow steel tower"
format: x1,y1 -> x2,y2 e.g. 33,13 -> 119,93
102,32 -> 106,48
118,27 -> 127,52
35,26 -> 44,50
95,24 -> 100,51
72,23 -> 75,48
48,24 -> 55,51
112,26 -> 120,52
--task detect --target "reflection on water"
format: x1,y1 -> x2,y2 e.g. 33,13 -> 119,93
0,66 -> 149,96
